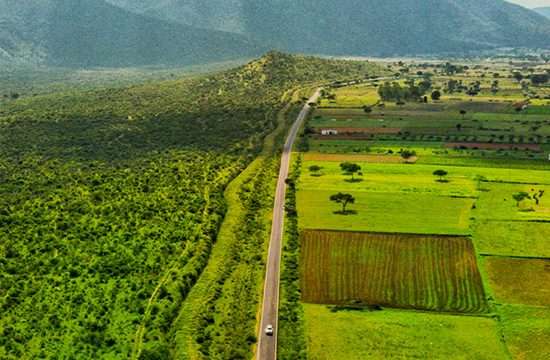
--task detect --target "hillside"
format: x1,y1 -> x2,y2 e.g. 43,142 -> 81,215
0,53 -> 387,359
108,0 -> 550,56
535,7 -> 550,19
0,0 -> 262,67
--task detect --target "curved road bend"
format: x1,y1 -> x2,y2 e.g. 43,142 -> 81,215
256,89 -> 321,360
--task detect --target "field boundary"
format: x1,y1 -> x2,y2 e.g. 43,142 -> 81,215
303,228 -> 474,239
479,254 -> 550,260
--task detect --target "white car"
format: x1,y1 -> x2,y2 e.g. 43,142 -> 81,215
265,324 -> 274,336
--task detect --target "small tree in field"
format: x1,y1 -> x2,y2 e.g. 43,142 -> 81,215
460,109 -> 467,120
433,169 -> 448,182
340,162 -> 362,181
512,192 -> 531,207
400,150 -> 417,161
363,105 -> 373,114
309,165 -> 322,176
330,193 -> 356,214
431,90 -> 441,100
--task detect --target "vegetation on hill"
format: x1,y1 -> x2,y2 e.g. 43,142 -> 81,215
107,0 -> 550,57
0,52 -> 386,359
0,0 -> 263,67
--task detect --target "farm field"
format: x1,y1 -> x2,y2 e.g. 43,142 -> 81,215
300,230 -> 487,313
473,220 -> 550,258
298,189 -> 473,234
284,57 -> 550,360
483,257 -> 550,307
498,305 -> 550,360
304,304 -> 507,360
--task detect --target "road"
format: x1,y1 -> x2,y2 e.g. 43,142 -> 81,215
256,89 -> 321,360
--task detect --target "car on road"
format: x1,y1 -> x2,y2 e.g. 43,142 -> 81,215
265,324 -> 274,336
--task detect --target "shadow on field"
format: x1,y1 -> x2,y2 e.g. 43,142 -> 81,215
333,210 -> 358,215
329,303 -> 383,313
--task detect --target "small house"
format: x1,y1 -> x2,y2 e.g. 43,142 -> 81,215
321,129 -> 339,136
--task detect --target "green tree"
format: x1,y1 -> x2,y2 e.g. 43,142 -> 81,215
433,169 -> 448,182
400,150 -> 417,160
531,73 -> 549,85
431,90 -> 441,100
309,165 -> 322,176
513,192 -> 531,207
512,72 -> 523,82
340,162 -> 362,181
330,193 -> 356,214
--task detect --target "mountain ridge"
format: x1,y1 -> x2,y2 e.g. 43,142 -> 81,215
108,0 -> 550,56
534,7 -> 550,19
2,0 -> 550,68
0,0 -> 263,68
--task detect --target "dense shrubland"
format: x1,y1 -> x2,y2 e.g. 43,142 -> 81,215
278,156 -> 308,360
0,52 -> 385,359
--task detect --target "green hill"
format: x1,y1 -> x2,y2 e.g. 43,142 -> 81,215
108,0 -> 550,56
0,0 -> 263,67
0,53 -> 387,359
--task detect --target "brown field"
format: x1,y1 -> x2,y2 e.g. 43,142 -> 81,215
445,142 -> 542,151
300,230 -> 488,313
302,153 -> 415,163
484,257 -> 550,307
311,134 -> 374,140
317,127 -> 402,134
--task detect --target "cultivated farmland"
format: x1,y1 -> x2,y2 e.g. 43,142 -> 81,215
300,230 -> 488,313
483,257 -> 550,307
283,57 -> 550,360
304,304 -> 507,360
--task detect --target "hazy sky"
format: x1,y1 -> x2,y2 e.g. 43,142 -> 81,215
506,0 -> 550,8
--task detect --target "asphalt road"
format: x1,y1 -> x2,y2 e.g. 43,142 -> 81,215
256,89 -> 321,360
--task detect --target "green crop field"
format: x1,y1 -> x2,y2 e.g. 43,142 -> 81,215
304,304 -> 507,360
300,230 -> 487,313
298,189 -> 473,234
498,305 -> 550,360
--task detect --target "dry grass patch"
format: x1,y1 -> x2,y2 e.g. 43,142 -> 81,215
484,257 -> 550,307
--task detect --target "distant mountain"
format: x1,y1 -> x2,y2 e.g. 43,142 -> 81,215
108,0 -> 550,56
534,7 -> 550,19
106,0 -> 247,34
0,0 -> 263,67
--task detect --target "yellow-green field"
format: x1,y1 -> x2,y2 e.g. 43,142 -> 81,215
304,304 -> 507,360
498,305 -> 550,360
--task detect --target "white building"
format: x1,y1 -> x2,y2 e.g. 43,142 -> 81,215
321,129 -> 339,136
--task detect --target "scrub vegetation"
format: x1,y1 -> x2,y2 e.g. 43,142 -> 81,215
0,52 -> 386,359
